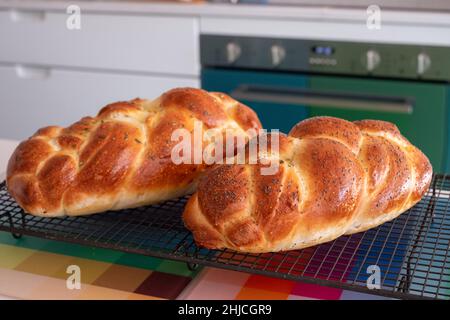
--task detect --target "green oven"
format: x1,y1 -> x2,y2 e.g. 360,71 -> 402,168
201,36 -> 450,173
202,68 -> 450,173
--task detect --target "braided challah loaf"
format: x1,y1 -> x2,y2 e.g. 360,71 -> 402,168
6,88 -> 262,216
183,116 -> 433,253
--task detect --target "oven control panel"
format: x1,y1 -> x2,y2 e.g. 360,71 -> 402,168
201,35 -> 450,81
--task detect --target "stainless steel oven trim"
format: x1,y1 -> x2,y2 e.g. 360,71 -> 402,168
231,84 -> 414,114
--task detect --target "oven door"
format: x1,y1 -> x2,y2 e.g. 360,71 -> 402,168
307,75 -> 447,173
201,69 -> 309,133
202,69 -> 448,172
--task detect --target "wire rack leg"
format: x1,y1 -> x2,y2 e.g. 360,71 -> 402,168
7,212 -> 24,239
186,262 -> 199,271
397,177 -> 439,293
185,246 -> 200,271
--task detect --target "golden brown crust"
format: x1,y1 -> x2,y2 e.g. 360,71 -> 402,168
295,138 -> 364,233
354,119 -> 405,142
263,169 -> 300,244
183,194 -> 225,249
97,100 -> 143,118
6,87 -> 262,216
63,121 -> 143,213
252,164 -> 284,228
184,116 -> 433,253
160,88 -> 228,128
410,148 -> 433,202
229,103 -> 262,132
198,165 -> 250,227
289,116 -> 362,154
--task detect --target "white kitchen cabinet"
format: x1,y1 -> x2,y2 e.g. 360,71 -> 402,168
0,64 -> 199,140
0,10 -> 199,76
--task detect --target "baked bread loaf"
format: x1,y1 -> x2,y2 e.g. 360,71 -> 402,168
183,116 -> 433,253
7,88 -> 262,217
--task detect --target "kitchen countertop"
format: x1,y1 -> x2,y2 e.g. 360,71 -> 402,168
1,0 -> 450,26
1,1 -> 450,46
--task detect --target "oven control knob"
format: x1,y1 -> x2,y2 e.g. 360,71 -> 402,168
365,49 -> 380,72
271,44 -> 286,66
417,52 -> 431,75
226,42 -> 241,64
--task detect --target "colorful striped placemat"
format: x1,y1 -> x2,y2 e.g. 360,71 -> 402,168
0,231 -> 199,299
180,268 -> 388,300
0,229 -> 392,300
0,230 -> 387,300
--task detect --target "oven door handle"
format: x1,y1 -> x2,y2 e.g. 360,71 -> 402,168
230,85 -> 414,114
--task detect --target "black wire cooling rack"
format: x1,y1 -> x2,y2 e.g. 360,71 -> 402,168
0,175 -> 449,300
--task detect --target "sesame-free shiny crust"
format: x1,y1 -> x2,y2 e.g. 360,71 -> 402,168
6,88 -> 262,216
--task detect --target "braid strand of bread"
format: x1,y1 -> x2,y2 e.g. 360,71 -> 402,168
6,88 -> 262,216
183,116 -> 433,253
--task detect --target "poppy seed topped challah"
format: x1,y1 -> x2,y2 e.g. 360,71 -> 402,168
183,116 -> 433,253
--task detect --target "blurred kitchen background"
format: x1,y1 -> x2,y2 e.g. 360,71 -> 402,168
1,0 -> 450,172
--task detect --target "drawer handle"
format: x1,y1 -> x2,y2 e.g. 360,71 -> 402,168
9,10 -> 46,22
15,65 -> 51,79
230,85 -> 414,114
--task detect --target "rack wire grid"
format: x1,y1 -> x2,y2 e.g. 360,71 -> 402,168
0,174 -> 449,300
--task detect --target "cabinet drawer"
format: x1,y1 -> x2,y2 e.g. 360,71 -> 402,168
0,10 -> 199,75
0,64 -> 199,140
